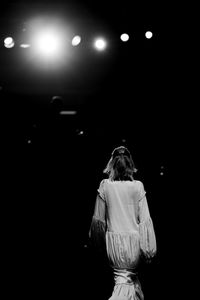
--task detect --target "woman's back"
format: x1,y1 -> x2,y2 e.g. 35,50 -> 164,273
100,179 -> 145,234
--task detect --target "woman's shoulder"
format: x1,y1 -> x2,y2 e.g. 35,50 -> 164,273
100,179 -> 144,186
100,178 -> 109,184
134,180 -> 143,186
105,179 -> 143,186
134,180 -> 145,190
98,178 -> 109,190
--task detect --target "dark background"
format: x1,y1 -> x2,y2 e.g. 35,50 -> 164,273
1,1 -> 187,299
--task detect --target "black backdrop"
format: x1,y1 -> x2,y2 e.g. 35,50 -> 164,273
0,1 -> 186,299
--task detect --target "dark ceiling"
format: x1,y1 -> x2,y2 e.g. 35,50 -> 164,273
0,0 -> 177,162
0,0 -> 168,96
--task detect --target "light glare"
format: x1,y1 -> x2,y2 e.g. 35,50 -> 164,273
94,38 -> 107,51
72,35 -> 81,46
4,37 -> 15,48
145,31 -> 153,39
120,33 -> 129,42
19,16 -> 74,70
20,44 -> 30,48
34,30 -> 61,55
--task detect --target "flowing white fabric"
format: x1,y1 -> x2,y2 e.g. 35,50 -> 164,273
108,269 -> 144,300
90,179 -> 157,300
106,231 -> 140,269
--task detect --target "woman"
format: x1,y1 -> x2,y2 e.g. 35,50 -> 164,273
89,146 -> 157,300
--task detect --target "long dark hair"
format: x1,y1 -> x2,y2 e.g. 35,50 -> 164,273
103,146 -> 137,181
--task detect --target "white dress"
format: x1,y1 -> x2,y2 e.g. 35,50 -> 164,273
89,179 -> 157,300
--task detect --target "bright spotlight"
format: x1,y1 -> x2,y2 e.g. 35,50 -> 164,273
72,35 -> 81,46
120,33 -> 129,42
145,31 -> 153,39
22,17 -> 74,70
33,30 -> 62,56
94,38 -> 107,51
4,37 -> 15,48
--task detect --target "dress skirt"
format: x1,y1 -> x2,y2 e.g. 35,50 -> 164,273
106,231 -> 144,300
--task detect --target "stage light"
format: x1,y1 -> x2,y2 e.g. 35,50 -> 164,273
120,33 -> 129,42
145,31 -> 153,39
4,37 -> 15,48
33,29 -> 62,56
94,38 -> 107,51
60,110 -> 77,115
20,44 -> 30,48
25,17 -> 74,69
72,35 -> 81,46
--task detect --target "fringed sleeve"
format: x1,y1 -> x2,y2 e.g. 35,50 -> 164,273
138,183 -> 157,260
89,180 -> 107,251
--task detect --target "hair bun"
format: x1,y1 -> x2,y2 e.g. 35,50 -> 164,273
112,146 -> 131,158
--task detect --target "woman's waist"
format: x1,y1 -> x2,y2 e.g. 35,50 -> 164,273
106,229 -> 140,236
107,219 -> 139,233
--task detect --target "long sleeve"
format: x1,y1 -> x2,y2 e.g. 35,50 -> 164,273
138,184 -> 157,259
89,180 -> 107,251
